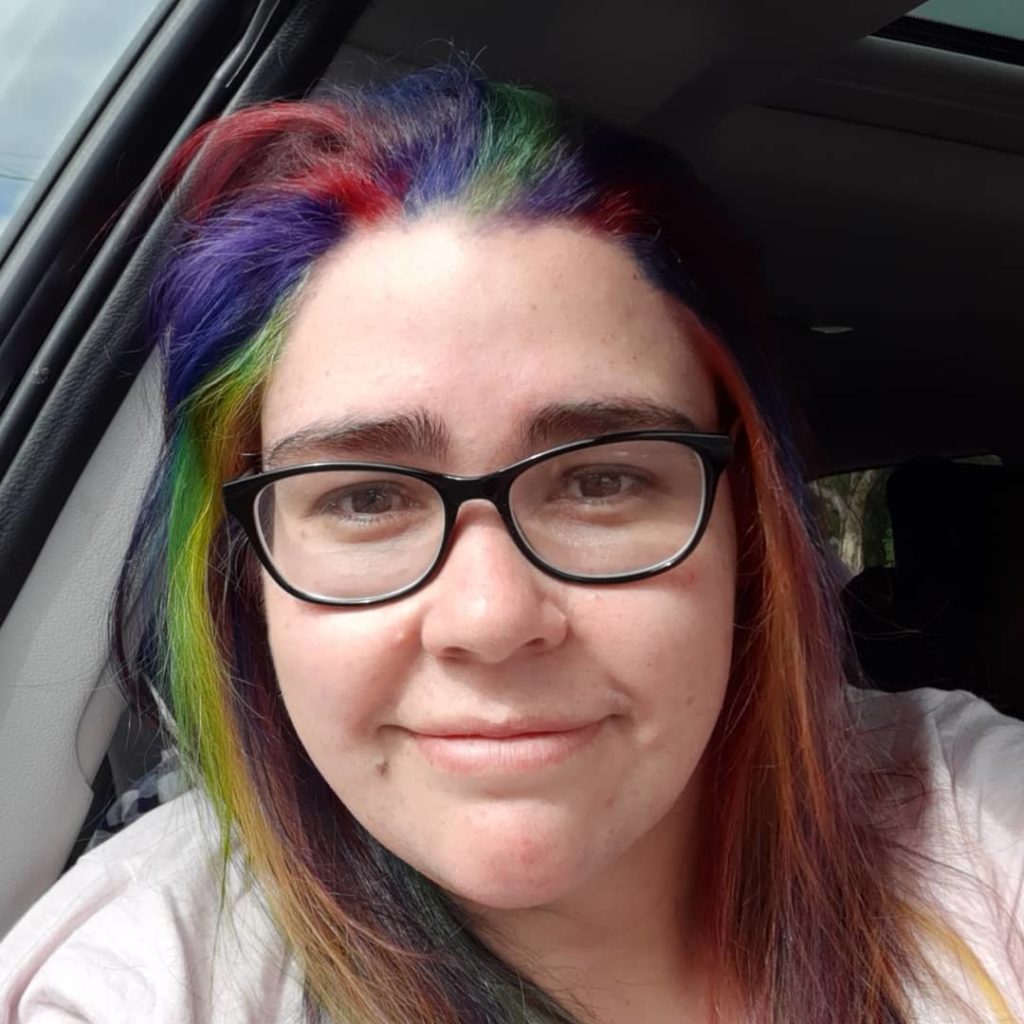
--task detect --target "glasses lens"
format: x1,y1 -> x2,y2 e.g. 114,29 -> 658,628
254,469 -> 445,601
509,439 -> 707,578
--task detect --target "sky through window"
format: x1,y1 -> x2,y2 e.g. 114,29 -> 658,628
910,0 -> 1024,41
0,0 -> 166,237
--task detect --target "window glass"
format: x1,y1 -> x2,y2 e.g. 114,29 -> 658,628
812,454 -> 1002,578
910,0 -> 1024,41
0,0 -> 167,236
811,468 -> 895,578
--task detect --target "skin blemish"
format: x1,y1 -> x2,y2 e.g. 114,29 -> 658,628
514,833 -> 549,870
375,759 -> 390,778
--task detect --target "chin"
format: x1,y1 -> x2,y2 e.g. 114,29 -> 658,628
422,820 -> 596,911
441,866 -> 582,912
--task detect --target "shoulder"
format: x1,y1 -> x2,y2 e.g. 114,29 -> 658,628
850,685 -> 1024,811
851,688 -> 1019,1015
852,687 -> 1024,1011
851,685 -> 1024,851
0,790 -> 304,1024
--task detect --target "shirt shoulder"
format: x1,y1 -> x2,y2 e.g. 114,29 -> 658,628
852,686 -> 1024,872
852,686 -> 1024,868
0,790 -> 304,1024
851,686 -> 1024,1018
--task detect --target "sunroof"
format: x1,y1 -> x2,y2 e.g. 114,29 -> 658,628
909,0 -> 1024,42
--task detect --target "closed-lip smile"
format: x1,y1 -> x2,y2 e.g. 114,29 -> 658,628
408,718 -> 604,773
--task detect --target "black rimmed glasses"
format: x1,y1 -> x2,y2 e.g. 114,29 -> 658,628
222,430 -> 732,606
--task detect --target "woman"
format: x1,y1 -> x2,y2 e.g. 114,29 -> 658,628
1,66 -> 1021,1023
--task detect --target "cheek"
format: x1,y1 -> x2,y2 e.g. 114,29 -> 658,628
264,581 -> 419,750
566,490 -> 737,802
582,584 -> 731,746
583,489 -> 736,707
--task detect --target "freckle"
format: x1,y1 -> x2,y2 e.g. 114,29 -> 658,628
375,760 -> 390,778
685,693 -> 695,708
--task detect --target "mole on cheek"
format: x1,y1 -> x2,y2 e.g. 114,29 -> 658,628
375,760 -> 390,778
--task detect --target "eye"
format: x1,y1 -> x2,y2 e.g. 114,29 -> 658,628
562,467 -> 645,501
317,482 -> 414,518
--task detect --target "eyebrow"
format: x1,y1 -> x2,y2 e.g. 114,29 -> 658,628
264,410 -> 450,469
520,398 -> 698,449
263,398 -> 698,469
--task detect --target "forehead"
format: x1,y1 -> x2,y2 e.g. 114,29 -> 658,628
261,218 -> 718,468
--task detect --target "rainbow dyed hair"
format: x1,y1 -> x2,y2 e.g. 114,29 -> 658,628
113,66 -> 1005,1023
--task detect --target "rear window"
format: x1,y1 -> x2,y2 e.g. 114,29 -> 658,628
812,455 -> 1003,577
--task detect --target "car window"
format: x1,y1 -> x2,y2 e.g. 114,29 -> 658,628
813,455 -> 1003,577
812,468 -> 894,577
912,0 -> 1024,41
0,0 -> 168,239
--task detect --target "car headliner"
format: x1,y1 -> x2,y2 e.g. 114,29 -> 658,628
328,0 -> 1024,474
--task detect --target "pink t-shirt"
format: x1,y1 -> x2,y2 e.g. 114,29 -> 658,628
1,687 -> 1023,1023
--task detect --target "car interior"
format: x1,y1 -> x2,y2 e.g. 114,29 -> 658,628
1,0 -> 1021,940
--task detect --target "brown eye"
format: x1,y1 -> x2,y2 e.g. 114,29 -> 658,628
572,471 -> 627,499
348,487 -> 399,515
316,483 -> 412,518
560,466 -> 650,503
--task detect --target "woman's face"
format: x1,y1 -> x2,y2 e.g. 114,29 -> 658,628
260,218 -> 737,911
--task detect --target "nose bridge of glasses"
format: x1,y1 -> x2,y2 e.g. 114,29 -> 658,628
427,472 -> 539,592
441,468 -> 514,514
436,473 -> 517,556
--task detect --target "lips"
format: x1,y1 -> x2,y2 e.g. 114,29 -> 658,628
408,719 -> 604,773
416,717 -> 598,739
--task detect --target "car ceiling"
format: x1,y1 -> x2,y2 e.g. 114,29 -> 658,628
326,0 -> 1024,474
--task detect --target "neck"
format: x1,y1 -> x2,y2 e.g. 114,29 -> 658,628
462,773 -> 724,1024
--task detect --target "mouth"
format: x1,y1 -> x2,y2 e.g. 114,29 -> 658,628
408,720 -> 604,774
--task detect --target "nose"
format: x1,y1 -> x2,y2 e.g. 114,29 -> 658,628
418,502 -> 569,664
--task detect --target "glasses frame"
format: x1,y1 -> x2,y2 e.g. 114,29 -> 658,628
222,429 -> 732,607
